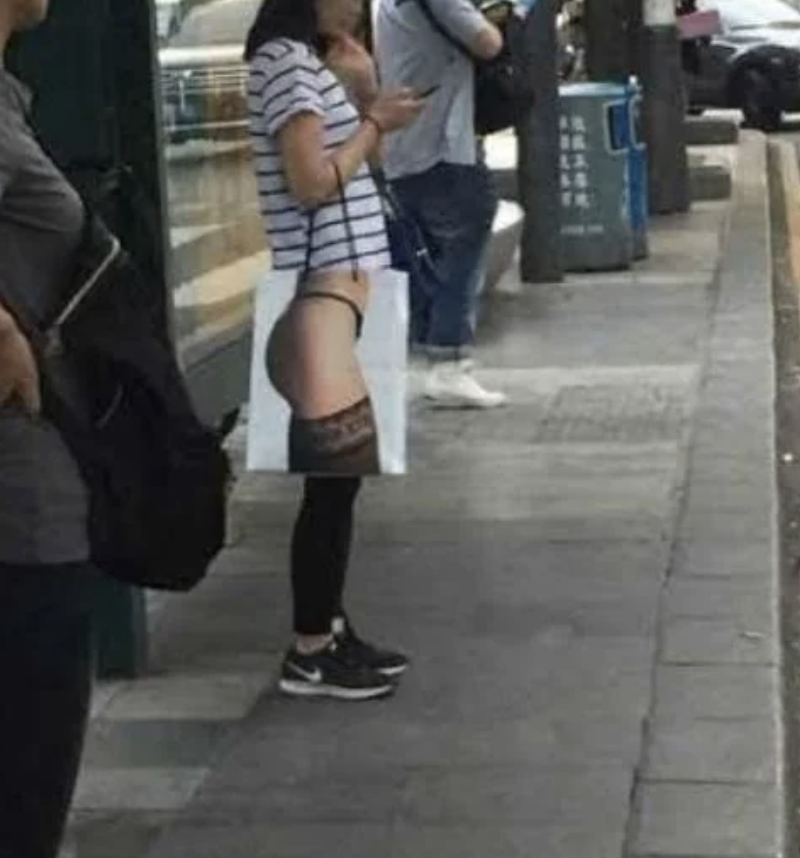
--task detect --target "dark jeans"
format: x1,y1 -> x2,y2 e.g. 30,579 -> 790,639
291,477 -> 362,635
391,161 -> 498,358
0,562 -> 95,858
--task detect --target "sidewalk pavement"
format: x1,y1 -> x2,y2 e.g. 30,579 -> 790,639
64,130 -> 784,858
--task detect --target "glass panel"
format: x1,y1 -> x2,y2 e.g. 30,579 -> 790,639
154,0 -> 267,357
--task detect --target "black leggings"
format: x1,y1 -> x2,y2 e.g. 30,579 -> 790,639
0,562 -> 95,858
290,476 -> 362,635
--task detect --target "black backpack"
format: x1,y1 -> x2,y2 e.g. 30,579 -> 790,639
413,0 -> 534,136
8,213 -> 231,592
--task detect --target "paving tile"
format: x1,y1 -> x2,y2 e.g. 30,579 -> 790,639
190,772 -> 408,823
633,782 -> 781,857
469,595 -> 659,639
645,718 -> 778,783
386,824 -> 625,858
685,471 -> 776,514
101,673 -> 271,722
347,535 -> 671,610
236,509 -> 668,545
661,617 -> 776,665
190,713 -> 646,780
73,768 -> 209,812
65,811 -> 177,858
535,382 -> 690,444
400,765 -> 633,827
375,638 -> 655,723
653,665 -> 777,721
678,505 -> 776,548
82,720 -> 230,769
351,460 -> 677,524
673,538 -> 777,579
662,578 -> 775,628
147,823 -> 393,858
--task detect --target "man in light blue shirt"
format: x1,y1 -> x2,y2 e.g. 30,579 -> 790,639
375,0 -> 509,409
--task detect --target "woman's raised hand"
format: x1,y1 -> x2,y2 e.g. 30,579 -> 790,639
367,88 -> 424,134
326,33 -> 379,108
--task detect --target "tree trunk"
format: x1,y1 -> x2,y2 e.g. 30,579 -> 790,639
518,0 -> 563,283
585,0 -> 631,82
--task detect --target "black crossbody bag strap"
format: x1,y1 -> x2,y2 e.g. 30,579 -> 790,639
299,162 -> 360,284
411,0 -> 473,60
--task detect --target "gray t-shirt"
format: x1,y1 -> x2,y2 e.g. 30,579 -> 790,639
0,71 -> 89,565
375,0 -> 488,180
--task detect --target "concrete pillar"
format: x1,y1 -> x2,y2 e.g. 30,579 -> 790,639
641,0 -> 690,213
517,0 -> 563,283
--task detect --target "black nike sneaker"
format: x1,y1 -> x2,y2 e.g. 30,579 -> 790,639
278,639 -> 394,701
333,615 -> 410,678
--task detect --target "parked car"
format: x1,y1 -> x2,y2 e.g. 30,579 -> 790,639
686,0 -> 800,131
159,0 -> 259,143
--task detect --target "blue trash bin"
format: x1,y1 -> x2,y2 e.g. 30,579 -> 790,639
558,82 -> 633,272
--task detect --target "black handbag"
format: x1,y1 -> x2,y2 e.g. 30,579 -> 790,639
412,0 -> 534,136
371,169 -> 440,344
5,210 -> 231,592
377,173 -> 437,285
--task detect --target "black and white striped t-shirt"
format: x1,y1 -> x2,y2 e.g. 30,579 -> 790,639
248,38 -> 390,272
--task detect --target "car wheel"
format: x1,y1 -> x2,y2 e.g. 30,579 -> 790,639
740,69 -> 782,132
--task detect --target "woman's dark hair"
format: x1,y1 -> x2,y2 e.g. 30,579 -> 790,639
244,0 -> 319,61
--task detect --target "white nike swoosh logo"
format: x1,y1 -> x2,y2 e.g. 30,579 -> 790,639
289,663 -> 323,683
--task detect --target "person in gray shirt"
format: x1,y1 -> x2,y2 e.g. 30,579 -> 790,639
375,0 -> 508,408
0,1 -> 97,855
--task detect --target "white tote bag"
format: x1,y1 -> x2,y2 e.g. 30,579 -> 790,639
246,267 -> 409,475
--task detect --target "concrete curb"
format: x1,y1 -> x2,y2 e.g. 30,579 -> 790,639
492,161 -> 732,207
628,131 -> 786,857
689,161 -> 733,203
774,140 -> 800,293
685,116 -> 740,147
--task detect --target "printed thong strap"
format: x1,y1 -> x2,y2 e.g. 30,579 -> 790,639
293,291 -> 365,339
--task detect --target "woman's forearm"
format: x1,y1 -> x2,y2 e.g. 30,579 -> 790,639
285,116 -> 382,209
307,120 -> 382,206
333,117 -> 382,179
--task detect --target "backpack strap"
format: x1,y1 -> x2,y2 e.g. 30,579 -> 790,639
411,0 -> 474,60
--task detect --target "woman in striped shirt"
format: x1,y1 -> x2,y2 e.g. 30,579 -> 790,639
245,0 -> 421,701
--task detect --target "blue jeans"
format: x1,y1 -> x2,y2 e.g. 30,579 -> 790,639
391,162 -> 498,360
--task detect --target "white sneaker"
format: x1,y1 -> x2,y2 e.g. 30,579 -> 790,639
424,360 -> 508,409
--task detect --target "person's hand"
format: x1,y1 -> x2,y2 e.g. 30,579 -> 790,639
0,320 -> 41,416
366,88 -> 424,134
326,33 -> 378,108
